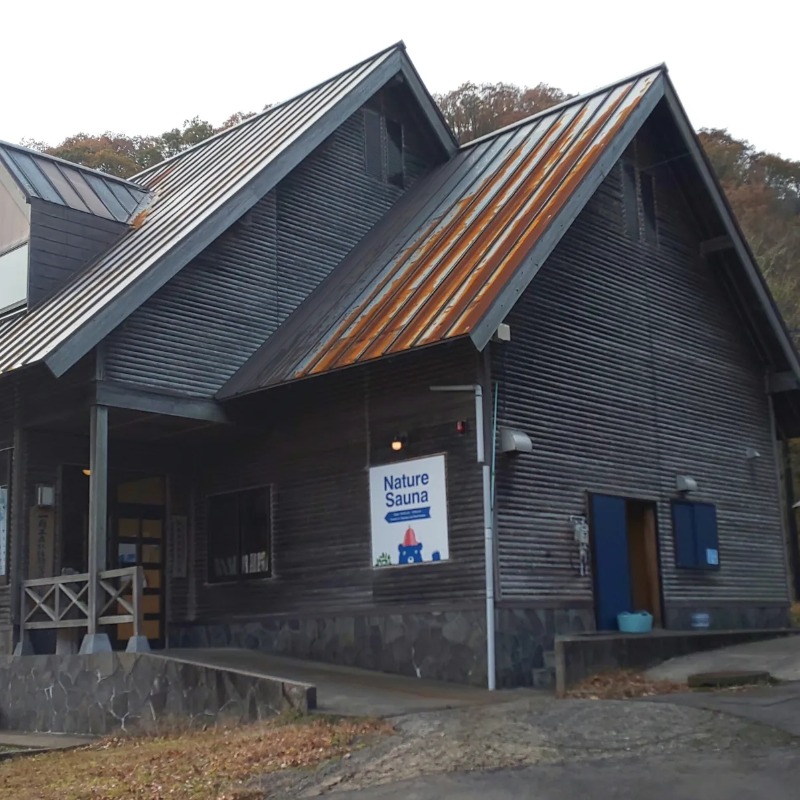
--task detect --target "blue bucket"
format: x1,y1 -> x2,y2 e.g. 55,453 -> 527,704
617,611 -> 653,633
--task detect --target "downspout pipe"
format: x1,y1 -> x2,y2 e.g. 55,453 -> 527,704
430,381 -> 496,691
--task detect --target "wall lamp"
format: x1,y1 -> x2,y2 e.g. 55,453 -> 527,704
391,432 -> 408,452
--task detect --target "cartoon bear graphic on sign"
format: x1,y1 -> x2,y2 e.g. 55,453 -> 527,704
398,527 -> 423,564
398,527 -> 442,564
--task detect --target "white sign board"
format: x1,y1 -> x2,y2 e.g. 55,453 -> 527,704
369,454 -> 449,567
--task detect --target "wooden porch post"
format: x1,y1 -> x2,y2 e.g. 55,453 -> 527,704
79,404 -> 111,654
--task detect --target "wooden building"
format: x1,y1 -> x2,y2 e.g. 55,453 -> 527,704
0,44 -> 798,688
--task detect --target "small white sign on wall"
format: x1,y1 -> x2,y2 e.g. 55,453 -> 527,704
369,454 -> 449,568
169,515 -> 188,579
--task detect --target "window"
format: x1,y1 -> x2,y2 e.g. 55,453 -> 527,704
364,110 -> 383,180
386,119 -> 404,188
622,162 -> 639,240
640,171 -> 657,244
671,501 -> 720,570
621,162 -> 658,245
363,110 -> 405,187
0,242 -> 28,311
208,487 -> 270,582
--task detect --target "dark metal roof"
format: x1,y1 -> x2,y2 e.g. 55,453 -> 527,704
0,43 -> 454,377
221,66 -> 670,397
0,141 -> 149,223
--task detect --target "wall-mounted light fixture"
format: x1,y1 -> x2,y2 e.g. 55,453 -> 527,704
676,475 -> 697,493
36,484 -> 55,508
82,468 -> 91,477
391,433 -> 408,452
745,447 -> 761,460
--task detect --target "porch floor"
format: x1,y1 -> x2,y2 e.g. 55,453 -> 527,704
158,649 -> 516,717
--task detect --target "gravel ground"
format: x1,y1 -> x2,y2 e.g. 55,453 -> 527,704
258,693 -> 796,798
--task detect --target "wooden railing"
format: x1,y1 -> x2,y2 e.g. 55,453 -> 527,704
20,566 -> 144,639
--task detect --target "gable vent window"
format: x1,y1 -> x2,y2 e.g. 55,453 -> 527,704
363,109 -> 405,188
364,110 -> 383,180
622,163 -> 639,240
622,161 -> 658,245
640,172 -> 657,244
386,119 -> 404,188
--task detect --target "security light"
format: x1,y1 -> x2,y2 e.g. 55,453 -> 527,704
391,433 -> 407,452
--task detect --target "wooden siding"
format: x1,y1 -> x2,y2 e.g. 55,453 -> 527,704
104,90 -> 442,398
28,200 -> 126,308
177,344 -> 484,623
493,132 -> 787,608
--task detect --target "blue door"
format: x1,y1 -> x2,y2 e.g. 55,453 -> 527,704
590,494 -> 633,630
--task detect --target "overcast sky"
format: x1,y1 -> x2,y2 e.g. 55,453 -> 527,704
3,0 -> 798,160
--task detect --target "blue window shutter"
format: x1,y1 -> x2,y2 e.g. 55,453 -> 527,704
672,502 -> 696,568
693,504 -> 720,568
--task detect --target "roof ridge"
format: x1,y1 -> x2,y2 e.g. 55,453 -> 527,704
131,41 -> 407,183
459,63 -> 668,150
0,138 -> 148,191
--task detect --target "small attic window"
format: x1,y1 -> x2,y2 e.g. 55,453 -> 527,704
622,163 -> 639,240
363,110 -> 405,189
622,162 -> 659,245
386,119 -> 404,188
364,110 -> 383,180
640,172 -> 657,244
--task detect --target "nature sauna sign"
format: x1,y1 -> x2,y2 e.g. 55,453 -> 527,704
369,454 -> 449,567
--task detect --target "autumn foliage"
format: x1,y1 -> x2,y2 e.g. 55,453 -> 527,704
0,715 -> 389,800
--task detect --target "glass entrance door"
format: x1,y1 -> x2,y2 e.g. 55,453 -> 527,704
112,476 -> 165,647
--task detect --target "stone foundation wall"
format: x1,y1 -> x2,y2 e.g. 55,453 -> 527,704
170,607 -> 488,686
0,652 -> 313,735
494,606 -> 595,688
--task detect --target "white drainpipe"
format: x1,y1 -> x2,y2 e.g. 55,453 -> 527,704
431,384 -> 496,690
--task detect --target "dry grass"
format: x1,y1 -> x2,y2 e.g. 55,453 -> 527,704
0,714 -> 390,800
566,669 -> 686,700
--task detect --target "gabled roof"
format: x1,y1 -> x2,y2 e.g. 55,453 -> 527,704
221,67 -> 665,396
221,64 -> 800,399
0,42 -> 455,377
0,141 -> 149,223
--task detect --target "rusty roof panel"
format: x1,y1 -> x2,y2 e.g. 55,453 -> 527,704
221,67 -> 666,397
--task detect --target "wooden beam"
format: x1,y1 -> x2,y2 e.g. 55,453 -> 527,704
699,235 -> 733,256
95,380 -> 229,424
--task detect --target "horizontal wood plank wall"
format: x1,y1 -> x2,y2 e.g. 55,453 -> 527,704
178,344 -> 484,622
104,87 -> 441,398
493,129 -> 786,609
28,200 -> 125,308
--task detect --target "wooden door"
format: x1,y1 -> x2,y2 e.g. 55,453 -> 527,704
112,476 -> 165,647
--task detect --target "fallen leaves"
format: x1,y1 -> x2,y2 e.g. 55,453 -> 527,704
566,670 -> 686,700
0,714 -> 391,800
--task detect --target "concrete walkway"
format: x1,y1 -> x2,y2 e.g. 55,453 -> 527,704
646,635 -> 800,683
160,648 -> 514,716
651,681 -> 800,737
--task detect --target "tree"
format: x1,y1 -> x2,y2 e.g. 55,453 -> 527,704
435,82 -> 572,143
699,128 -> 800,333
